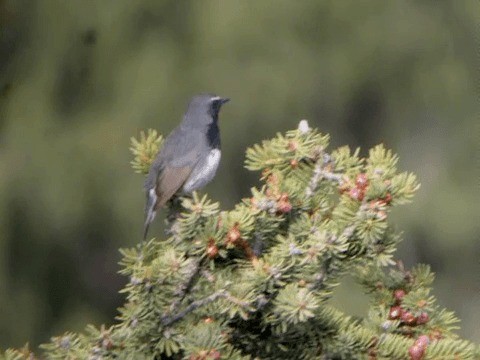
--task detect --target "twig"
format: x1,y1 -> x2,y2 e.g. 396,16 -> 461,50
162,290 -> 253,327
320,170 -> 343,183
305,157 -> 343,198
169,258 -> 203,312
306,162 -> 323,197
309,221 -> 359,292
236,237 -> 257,261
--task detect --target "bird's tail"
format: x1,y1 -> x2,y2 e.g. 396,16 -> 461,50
143,188 -> 158,240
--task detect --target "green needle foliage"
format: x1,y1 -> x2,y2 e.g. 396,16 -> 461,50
130,129 -> 164,175
2,121 -> 479,360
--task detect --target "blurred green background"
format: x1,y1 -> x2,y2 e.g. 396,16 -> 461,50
0,0 -> 477,349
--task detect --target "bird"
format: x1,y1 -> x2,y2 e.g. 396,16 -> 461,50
143,94 -> 230,239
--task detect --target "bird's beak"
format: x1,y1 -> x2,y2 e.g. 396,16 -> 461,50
220,97 -> 230,105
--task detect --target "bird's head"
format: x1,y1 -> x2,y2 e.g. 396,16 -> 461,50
184,94 -> 230,126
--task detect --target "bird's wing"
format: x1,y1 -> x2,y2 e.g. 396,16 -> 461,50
148,135 -> 201,210
154,165 -> 193,210
143,127 -> 202,239
144,126 -> 200,190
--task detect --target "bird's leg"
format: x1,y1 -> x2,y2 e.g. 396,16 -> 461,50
164,195 -> 188,236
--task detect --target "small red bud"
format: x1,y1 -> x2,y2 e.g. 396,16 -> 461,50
276,193 -> 292,213
383,192 -> 393,204
277,202 -> 292,213
204,317 -> 214,324
416,312 -> 429,325
102,338 -> 114,350
355,173 -> 369,189
376,199 -> 388,208
192,350 -> 209,360
290,159 -> 299,168
394,289 -> 406,303
408,344 -> 425,360
414,335 -> 430,348
349,187 -> 364,201
206,239 -> 219,259
226,224 -> 241,244
388,306 -> 402,320
267,174 -> 279,185
209,350 -> 221,360
376,210 -> 387,221
401,310 -> 417,326
287,141 -> 298,151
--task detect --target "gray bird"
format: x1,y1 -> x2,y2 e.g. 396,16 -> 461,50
143,94 -> 230,239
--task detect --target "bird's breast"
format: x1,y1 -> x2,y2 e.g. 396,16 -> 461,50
182,148 -> 221,193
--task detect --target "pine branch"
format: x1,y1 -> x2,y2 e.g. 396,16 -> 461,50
161,290 -> 254,327
3,120 -> 478,360
169,257 -> 203,312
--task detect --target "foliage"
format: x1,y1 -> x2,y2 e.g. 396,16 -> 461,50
2,122 -> 478,359
0,1 -> 477,348
130,130 -> 164,175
